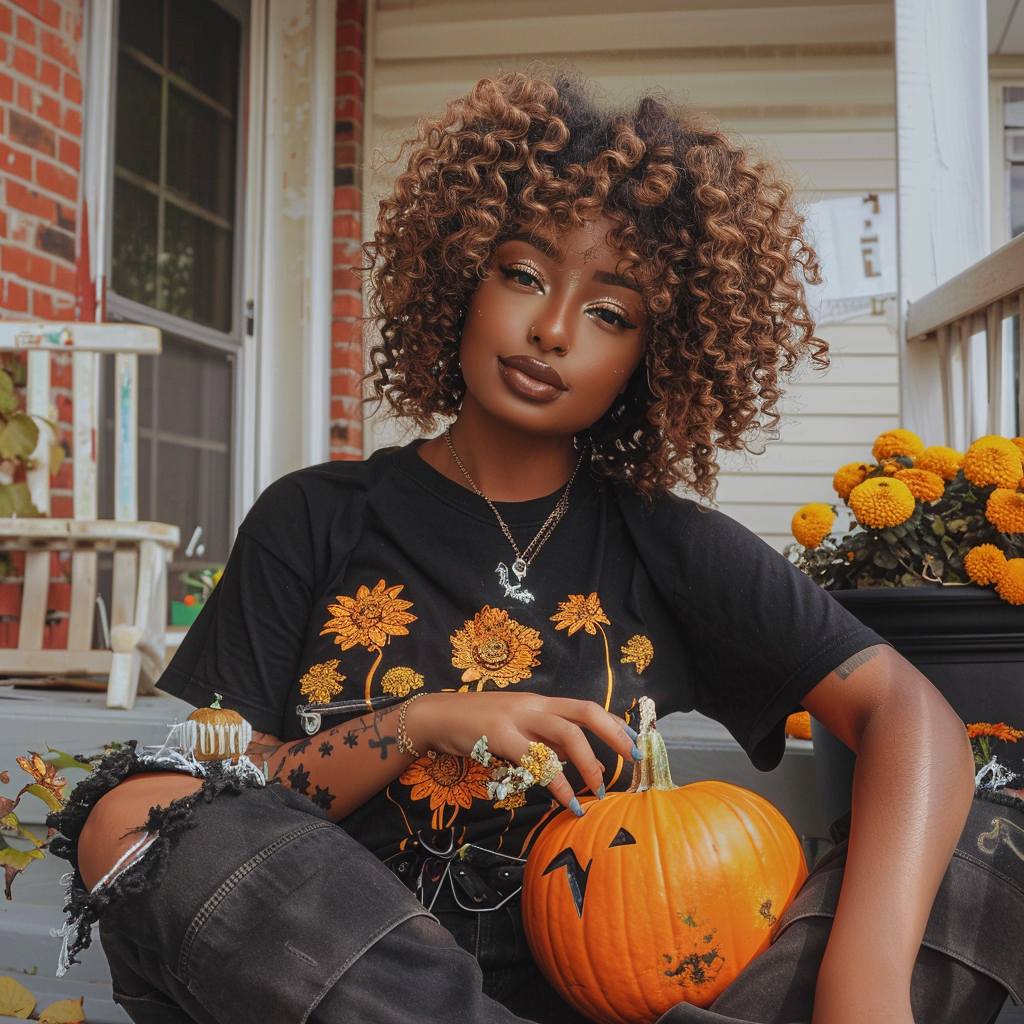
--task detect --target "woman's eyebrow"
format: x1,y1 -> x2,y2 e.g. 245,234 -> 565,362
592,269 -> 640,293
510,233 -> 555,256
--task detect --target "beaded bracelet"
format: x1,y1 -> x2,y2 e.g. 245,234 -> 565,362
396,692 -> 428,758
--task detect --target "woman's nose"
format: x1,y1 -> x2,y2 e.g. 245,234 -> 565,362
529,315 -> 569,354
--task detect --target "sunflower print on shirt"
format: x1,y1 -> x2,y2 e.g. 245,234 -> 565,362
450,605 -> 543,689
399,753 -> 493,830
320,580 -> 417,703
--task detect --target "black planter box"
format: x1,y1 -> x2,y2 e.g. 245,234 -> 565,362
813,586 -> 1024,824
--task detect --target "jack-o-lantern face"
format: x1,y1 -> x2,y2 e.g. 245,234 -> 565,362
541,827 -> 636,918
522,783 -> 807,1024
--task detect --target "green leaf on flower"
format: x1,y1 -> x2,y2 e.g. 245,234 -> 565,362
24,783 -> 63,813
880,530 -> 899,545
43,748 -> 93,773
872,549 -> 899,570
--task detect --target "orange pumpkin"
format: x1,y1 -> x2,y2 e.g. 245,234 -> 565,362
522,698 -> 807,1024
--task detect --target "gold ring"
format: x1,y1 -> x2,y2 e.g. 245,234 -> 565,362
519,742 -> 563,788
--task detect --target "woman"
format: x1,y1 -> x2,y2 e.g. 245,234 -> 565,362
52,71 -> 977,1024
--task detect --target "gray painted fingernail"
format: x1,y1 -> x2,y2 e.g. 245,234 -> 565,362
596,784 -> 606,800
569,797 -> 584,817
631,744 -> 643,760
623,724 -> 638,740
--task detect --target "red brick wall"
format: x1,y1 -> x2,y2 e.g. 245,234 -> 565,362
0,0 -> 83,648
0,0 -> 82,322
329,0 -> 364,460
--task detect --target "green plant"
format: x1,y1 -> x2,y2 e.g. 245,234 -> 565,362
0,355 -> 64,519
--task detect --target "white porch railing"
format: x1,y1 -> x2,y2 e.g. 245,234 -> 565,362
905,232 -> 1024,448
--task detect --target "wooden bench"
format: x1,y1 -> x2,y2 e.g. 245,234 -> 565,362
0,322 -> 180,709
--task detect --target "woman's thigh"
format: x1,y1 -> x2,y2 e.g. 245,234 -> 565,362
98,783 -> 531,1024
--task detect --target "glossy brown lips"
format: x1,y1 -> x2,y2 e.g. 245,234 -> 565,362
498,356 -> 567,402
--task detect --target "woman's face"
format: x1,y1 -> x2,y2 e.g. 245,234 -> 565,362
458,215 -> 647,440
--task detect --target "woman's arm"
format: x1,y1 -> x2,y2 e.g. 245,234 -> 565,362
800,645 -> 975,1024
246,692 -> 639,822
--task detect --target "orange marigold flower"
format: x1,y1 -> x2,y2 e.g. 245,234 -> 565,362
791,503 -> 836,548
882,461 -> 900,475
967,722 -> 1024,742
985,489 -> 1024,533
916,446 -> 963,481
785,711 -> 812,741
848,477 -> 916,529
962,436 -> 1023,489
872,429 -> 925,461
963,544 -> 1008,585
995,558 -> 1024,605
1012,437 -> 1024,460
833,462 -> 872,501
894,468 -> 945,503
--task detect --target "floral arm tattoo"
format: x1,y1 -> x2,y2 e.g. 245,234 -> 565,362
244,705 -> 405,816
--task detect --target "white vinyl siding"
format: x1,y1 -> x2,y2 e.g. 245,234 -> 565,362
365,0 -> 899,548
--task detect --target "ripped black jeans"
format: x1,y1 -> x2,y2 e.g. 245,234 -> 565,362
49,749 -> 1024,1024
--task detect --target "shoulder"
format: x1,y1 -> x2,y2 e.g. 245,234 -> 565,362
236,445 -> 413,587
614,485 -> 764,563
241,445 -> 405,533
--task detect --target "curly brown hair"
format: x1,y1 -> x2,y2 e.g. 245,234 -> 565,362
364,70 -> 824,500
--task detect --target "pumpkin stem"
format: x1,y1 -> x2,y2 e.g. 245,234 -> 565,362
626,696 -> 677,793
211,693 -> 223,710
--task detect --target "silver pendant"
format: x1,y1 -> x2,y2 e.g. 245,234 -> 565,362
512,558 -> 528,580
496,563 -> 534,604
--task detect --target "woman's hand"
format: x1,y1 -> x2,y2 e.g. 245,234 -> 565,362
404,692 -> 639,812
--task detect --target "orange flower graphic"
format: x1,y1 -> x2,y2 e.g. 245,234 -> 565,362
620,634 -> 654,674
320,580 -> 417,705
400,753 -> 492,829
550,592 -> 610,635
299,660 -> 346,704
320,580 -> 416,651
450,606 -> 543,687
551,593 -> 615,710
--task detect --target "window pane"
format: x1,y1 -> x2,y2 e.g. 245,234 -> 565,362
162,203 -> 233,332
111,177 -> 158,306
166,85 -> 235,218
99,335 -> 234,607
114,52 -> 161,182
168,0 -> 241,110
1011,165 -> 1024,240
119,0 -> 163,64
1006,87 -> 1024,129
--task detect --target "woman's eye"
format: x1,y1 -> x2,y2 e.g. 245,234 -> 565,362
590,306 -> 637,330
498,264 -> 540,289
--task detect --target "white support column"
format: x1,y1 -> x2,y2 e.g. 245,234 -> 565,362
895,0 -> 990,443
249,0 -> 335,499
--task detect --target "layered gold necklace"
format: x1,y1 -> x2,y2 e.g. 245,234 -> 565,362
445,427 -> 585,604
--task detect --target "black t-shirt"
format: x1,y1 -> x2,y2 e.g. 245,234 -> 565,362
160,442 -> 881,860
